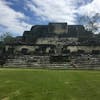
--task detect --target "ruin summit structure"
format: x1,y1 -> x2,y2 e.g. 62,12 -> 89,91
0,22 -> 100,68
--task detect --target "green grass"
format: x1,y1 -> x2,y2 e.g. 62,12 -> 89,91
0,69 -> 100,100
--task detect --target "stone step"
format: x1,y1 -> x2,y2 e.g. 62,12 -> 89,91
76,64 -> 100,68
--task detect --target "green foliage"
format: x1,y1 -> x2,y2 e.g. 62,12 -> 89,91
0,69 -> 100,100
79,13 -> 100,34
0,32 -> 14,43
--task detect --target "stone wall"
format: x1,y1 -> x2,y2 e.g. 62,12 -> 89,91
48,23 -> 68,34
5,45 -> 100,55
67,46 -> 100,53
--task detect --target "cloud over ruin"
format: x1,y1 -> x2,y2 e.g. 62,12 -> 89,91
0,0 -> 100,35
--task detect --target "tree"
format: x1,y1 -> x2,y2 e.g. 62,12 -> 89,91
0,32 -> 14,43
78,13 -> 100,34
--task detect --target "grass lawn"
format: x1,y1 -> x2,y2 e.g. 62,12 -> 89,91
0,69 -> 100,100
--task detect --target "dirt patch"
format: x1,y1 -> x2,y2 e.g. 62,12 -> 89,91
2,96 -> 9,100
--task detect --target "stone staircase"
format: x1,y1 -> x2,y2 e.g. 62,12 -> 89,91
4,55 -> 100,69
4,55 -> 72,69
72,55 -> 100,69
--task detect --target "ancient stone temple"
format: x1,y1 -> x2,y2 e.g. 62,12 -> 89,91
1,22 -> 100,69
23,22 -> 92,43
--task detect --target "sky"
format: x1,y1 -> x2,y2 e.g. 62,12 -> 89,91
0,0 -> 100,36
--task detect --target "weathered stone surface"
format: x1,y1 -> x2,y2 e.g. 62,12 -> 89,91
0,22 -> 100,69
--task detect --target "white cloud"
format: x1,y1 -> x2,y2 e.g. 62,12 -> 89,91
26,0 -> 78,24
0,0 -> 32,36
27,0 -> 100,25
0,0 -> 100,36
78,0 -> 100,16
78,0 -> 100,33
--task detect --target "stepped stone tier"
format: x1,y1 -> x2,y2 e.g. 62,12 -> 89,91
23,22 -> 93,43
0,22 -> 100,68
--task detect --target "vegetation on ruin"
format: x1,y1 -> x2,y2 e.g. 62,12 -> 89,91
0,68 -> 100,100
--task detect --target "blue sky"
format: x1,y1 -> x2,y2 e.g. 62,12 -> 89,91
0,0 -> 100,36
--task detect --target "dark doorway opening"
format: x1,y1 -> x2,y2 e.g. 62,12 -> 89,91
21,48 -> 28,55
